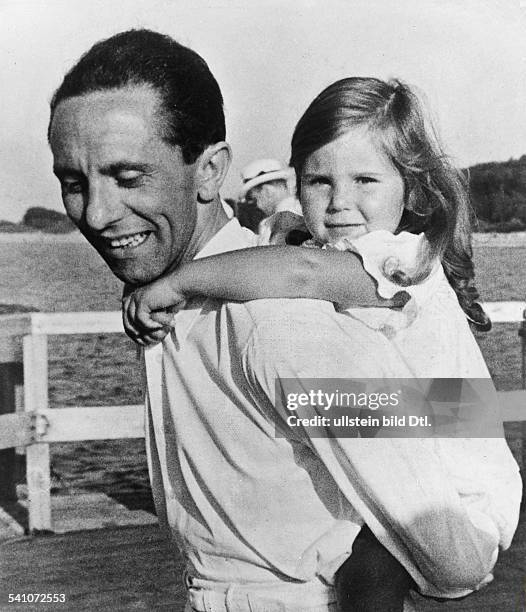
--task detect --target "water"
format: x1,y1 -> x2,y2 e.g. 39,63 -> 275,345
1,235 -> 525,498
1,236 -> 148,498
472,246 -> 526,391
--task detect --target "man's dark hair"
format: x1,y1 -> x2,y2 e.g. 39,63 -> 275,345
48,29 -> 225,163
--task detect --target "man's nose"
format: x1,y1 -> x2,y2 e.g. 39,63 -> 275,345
84,183 -> 123,231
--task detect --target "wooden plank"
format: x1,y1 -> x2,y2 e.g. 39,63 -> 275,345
481,301 -> 526,323
49,493 -> 156,533
35,405 -> 144,443
29,394 -> 522,444
23,334 -> 51,533
2,305 -> 524,342
22,335 -> 48,418
0,515 -> 524,611
30,311 -> 124,335
0,525 -> 186,611
25,439 -> 51,533
13,392 -> 520,446
24,304 -> 526,336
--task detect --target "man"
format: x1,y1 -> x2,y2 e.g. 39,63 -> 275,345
48,30 -> 516,611
239,158 -> 303,244
239,158 -> 299,217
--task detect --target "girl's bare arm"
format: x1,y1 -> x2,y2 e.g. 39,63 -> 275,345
169,246 -> 395,308
123,245 -> 403,344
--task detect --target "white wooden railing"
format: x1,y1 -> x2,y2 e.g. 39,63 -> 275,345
0,304 -> 525,534
0,311 -> 143,533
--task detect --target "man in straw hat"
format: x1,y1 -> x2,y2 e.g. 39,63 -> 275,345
239,158 -> 302,244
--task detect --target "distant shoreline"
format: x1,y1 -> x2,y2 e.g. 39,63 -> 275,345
0,230 -> 525,247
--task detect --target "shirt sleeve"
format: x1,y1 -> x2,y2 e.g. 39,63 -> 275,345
332,230 -> 447,335
332,230 -> 441,303
241,310 -> 511,599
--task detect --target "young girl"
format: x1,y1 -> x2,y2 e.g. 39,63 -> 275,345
123,78 -> 490,346
123,78 -> 519,610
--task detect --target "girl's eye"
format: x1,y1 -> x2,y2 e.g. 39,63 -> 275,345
61,180 -> 84,195
356,176 -> 377,184
307,176 -> 330,186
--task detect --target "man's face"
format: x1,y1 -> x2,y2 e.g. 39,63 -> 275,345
49,86 -> 200,285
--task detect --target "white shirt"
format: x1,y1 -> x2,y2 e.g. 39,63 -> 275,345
144,219 -> 521,601
221,198 -> 235,219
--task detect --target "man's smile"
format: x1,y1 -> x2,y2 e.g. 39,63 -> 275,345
93,230 -> 153,253
106,231 -> 150,249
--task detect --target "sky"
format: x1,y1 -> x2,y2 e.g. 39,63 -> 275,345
1,0 -> 526,222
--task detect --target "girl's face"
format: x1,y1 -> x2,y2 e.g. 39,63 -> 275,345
300,125 -> 405,243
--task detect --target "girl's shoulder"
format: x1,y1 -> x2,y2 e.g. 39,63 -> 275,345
328,230 -> 441,301
330,229 -> 424,263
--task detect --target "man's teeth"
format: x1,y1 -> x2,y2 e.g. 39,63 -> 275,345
109,232 -> 148,248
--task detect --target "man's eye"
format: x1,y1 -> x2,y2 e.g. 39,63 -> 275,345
117,173 -> 144,188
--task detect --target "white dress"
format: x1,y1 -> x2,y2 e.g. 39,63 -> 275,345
330,230 -> 521,586
333,230 -> 490,378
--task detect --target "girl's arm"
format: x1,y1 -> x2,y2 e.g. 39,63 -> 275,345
122,246 -> 403,344
176,246 -> 391,306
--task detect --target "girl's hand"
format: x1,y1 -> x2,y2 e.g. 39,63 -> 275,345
122,278 -> 187,346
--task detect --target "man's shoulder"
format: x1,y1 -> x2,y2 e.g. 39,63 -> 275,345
196,217 -> 258,259
226,297 -> 335,330
225,298 -> 395,376
222,298 -> 335,355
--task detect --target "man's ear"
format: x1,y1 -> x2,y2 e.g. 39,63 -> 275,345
196,142 -> 232,202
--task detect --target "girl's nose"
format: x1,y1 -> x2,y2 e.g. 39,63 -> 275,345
328,185 -> 355,212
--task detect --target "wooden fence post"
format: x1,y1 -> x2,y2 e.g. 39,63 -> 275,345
23,333 -> 51,533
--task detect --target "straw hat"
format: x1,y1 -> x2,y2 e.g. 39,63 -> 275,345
239,159 -> 291,198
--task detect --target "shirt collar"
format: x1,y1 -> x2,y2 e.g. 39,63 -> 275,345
194,217 -> 257,259
167,218 -> 257,345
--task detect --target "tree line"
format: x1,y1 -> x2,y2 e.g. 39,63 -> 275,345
468,155 -> 526,232
0,207 -> 75,233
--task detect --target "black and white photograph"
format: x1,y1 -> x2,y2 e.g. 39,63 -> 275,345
0,1 -> 525,610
